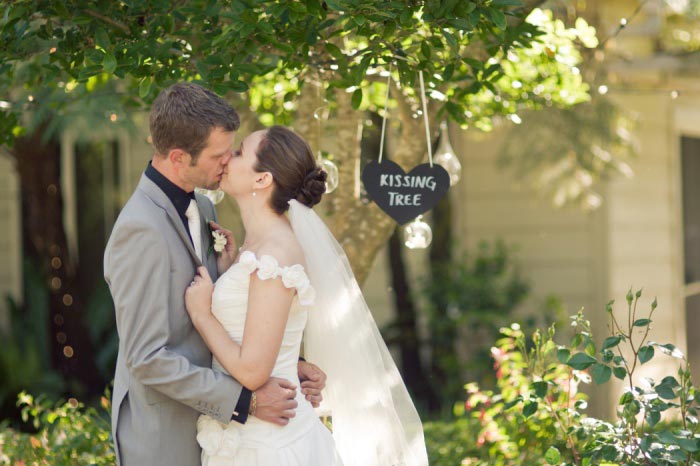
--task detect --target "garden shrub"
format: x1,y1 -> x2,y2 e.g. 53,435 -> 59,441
459,289 -> 700,466
0,391 -> 115,465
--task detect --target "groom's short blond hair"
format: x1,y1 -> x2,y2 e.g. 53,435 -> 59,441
149,82 -> 240,161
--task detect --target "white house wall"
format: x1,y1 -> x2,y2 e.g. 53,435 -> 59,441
606,92 -> 686,385
452,126 -> 607,326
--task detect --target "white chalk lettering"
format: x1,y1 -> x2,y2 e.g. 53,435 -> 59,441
378,172 -> 438,191
388,192 -> 423,206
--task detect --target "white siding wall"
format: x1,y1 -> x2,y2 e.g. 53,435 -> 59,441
604,93 -> 686,398
0,155 -> 22,329
453,126 -> 607,327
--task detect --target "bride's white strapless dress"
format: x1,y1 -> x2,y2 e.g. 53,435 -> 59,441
196,251 -> 343,466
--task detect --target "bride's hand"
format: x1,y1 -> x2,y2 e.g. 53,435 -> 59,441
185,266 -> 215,326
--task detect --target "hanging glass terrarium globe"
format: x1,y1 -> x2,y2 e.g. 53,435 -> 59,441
195,188 -> 225,205
434,121 -> 462,186
403,216 -> 432,249
319,155 -> 339,194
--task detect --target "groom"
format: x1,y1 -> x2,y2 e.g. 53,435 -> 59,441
104,83 -> 325,466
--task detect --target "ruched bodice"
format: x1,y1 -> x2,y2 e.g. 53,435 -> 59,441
196,251 -> 341,466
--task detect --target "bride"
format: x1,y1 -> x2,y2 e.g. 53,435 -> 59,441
185,126 -> 428,466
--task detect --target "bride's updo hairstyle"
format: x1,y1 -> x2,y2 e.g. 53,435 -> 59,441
254,126 -> 327,214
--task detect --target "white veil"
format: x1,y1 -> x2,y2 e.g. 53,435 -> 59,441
288,200 -> 429,466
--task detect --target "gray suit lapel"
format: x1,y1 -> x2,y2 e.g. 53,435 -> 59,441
137,174 -> 202,268
194,193 -> 219,280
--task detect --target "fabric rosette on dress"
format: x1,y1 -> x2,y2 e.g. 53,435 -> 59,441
197,415 -> 242,466
237,251 -> 315,305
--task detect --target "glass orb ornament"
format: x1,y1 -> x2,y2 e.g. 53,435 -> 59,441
434,121 -> 462,186
195,188 -> 225,205
403,216 -> 432,249
319,157 -> 339,193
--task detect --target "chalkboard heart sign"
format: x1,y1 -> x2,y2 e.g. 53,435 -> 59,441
362,160 -> 450,225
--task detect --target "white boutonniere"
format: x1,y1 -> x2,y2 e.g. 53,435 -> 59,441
212,230 -> 227,254
206,218 -> 227,256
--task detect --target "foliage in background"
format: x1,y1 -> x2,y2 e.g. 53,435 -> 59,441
0,262 -> 65,420
499,95 -> 638,211
447,290 -> 700,466
0,391 -> 115,466
419,240 -> 531,412
0,0 -> 595,144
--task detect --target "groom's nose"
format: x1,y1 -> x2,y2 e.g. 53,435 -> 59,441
222,150 -> 233,165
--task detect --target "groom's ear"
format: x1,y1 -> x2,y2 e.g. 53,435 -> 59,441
169,149 -> 189,167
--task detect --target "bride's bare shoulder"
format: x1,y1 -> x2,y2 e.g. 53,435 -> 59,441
256,231 -> 305,268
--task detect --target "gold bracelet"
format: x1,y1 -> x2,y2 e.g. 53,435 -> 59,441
250,391 -> 257,416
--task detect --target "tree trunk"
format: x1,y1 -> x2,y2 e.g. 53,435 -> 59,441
14,124 -> 102,397
427,186 -> 455,412
387,228 -> 439,412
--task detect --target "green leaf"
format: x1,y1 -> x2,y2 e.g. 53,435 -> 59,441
351,88 -> 363,109
492,0 -> 523,6
677,437 -> 700,452
633,318 -> 651,327
566,352 -> 596,370
139,77 -> 152,99
556,348 -> 570,364
601,350 -> 614,363
638,345 -> 654,364
619,391 -> 634,405
102,53 -> 117,74
523,401 -> 538,417
420,41 -> 431,60
613,366 -> 627,380
488,8 -> 507,30
655,383 -> 676,400
443,63 -> 455,81
94,27 -> 111,50
163,15 -> 175,34
646,409 -> 661,427
532,381 -> 547,398
544,446 -> 561,465
591,363 -> 611,385
601,335 -> 622,350
443,30 -> 458,52
325,0 -> 343,11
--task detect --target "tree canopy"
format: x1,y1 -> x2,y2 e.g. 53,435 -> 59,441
0,0 -> 605,279
1,0 -> 595,142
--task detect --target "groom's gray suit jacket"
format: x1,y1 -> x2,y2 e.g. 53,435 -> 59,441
104,174 -> 242,466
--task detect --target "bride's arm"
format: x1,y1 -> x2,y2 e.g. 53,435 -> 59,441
185,266 -> 295,391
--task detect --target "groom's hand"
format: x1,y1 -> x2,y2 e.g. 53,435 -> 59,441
298,361 -> 326,408
253,377 -> 298,426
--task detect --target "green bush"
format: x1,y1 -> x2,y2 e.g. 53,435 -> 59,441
0,391 -> 115,465
422,240 -> 531,408
448,289 -> 700,466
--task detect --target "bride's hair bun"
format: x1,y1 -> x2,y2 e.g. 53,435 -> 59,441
297,168 -> 327,208
254,126 -> 327,214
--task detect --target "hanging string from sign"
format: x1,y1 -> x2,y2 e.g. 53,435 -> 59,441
377,62 -> 434,168
377,64 -> 392,164
418,70 -> 433,168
